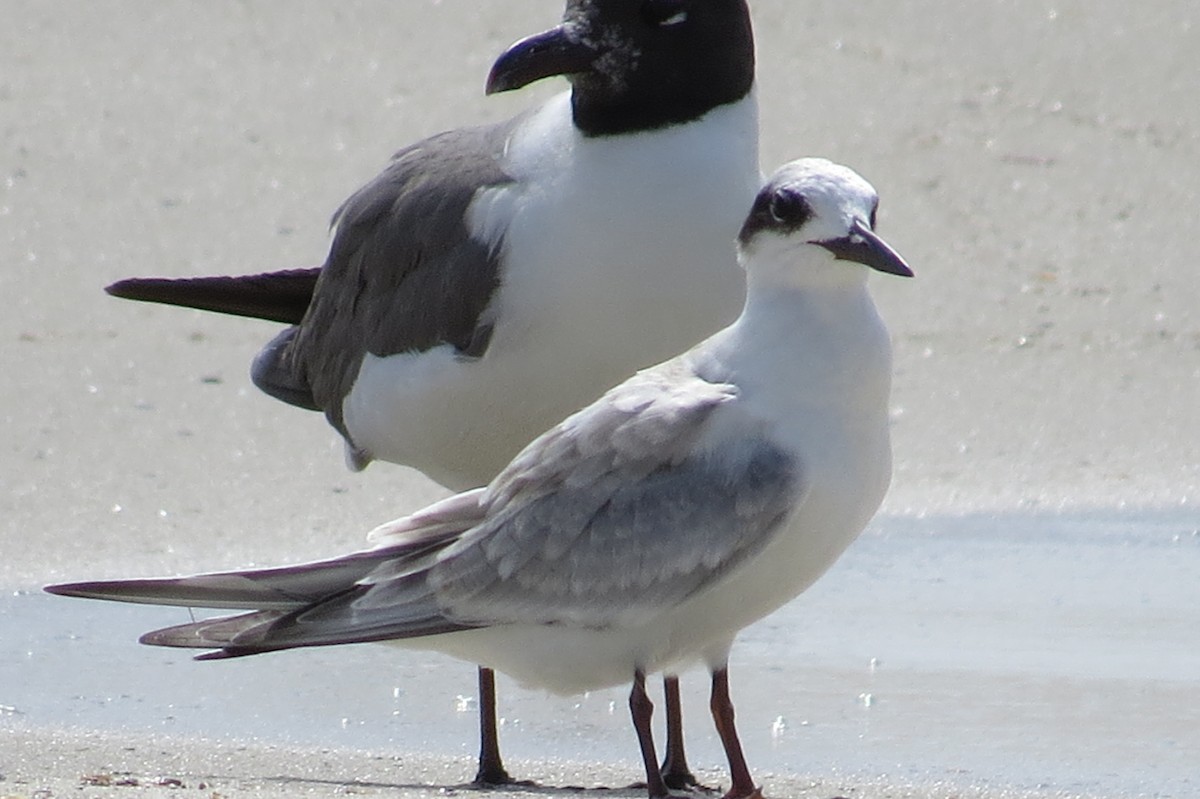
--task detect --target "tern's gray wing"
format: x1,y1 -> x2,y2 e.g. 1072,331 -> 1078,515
184,361 -> 800,656
45,497 -> 484,657
252,120 -> 520,433
59,365 -> 801,657
45,509 -> 473,611
428,358 -> 804,628
107,495 -> 496,657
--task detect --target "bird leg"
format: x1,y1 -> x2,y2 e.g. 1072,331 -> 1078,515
630,669 -> 676,799
472,666 -> 528,786
709,667 -> 763,799
660,675 -> 707,790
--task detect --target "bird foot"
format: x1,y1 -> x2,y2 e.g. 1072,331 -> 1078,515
471,767 -> 538,789
721,787 -> 765,799
662,770 -> 715,792
627,780 -> 697,799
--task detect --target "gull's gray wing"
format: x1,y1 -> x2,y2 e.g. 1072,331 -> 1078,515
252,120 -> 520,433
427,358 -> 805,628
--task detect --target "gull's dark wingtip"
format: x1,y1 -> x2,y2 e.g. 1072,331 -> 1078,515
103,269 -> 320,324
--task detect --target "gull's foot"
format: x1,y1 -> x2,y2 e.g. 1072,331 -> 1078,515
639,791 -> 693,799
627,781 -> 695,799
662,769 -> 715,792
471,766 -> 538,789
721,787 -> 764,799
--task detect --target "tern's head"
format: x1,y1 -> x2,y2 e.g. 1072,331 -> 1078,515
486,0 -> 754,136
738,158 -> 913,285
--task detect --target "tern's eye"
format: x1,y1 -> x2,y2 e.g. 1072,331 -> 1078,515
768,191 -> 812,228
869,201 -> 879,230
640,0 -> 689,27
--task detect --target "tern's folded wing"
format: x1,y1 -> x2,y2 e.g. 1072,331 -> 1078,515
428,359 -> 805,628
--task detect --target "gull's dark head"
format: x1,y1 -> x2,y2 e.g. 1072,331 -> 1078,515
738,158 -> 913,280
486,0 -> 755,136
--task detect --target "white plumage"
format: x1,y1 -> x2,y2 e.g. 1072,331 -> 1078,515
51,158 -> 912,799
344,91 -> 759,487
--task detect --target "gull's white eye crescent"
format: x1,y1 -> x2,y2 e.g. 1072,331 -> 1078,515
641,0 -> 689,27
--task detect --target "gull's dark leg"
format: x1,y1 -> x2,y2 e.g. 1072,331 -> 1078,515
709,667 -> 763,799
630,669 -> 672,799
660,675 -> 705,790
473,666 -> 517,786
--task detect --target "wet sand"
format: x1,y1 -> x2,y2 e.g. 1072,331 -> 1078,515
4,726 -> 1116,799
2,1 -> 1198,797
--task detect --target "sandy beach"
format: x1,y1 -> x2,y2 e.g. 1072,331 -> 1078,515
2,1 -> 1197,797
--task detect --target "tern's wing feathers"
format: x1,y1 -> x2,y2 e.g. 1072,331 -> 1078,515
430,359 -> 804,628
47,492 -> 488,658
146,576 -> 475,658
175,361 -> 799,656
45,513 -> 471,612
46,515 -> 479,657
48,364 -> 801,656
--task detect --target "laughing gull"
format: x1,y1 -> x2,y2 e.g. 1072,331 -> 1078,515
106,0 -> 759,787
51,158 -> 913,799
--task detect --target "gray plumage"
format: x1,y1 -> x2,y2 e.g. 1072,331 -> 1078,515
60,356 -> 801,658
433,362 -> 800,628
253,122 -> 520,438
91,1 -> 765,790
52,157 -> 911,799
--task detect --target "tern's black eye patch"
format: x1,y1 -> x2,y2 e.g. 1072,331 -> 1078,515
640,0 -> 689,27
738,187 -> 814,246
768,190 -> 812,228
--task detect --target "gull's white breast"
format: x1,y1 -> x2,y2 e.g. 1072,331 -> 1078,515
343,91 -> 760,489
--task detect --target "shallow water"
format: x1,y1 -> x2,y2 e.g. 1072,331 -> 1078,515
4,511 -> 1198,797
